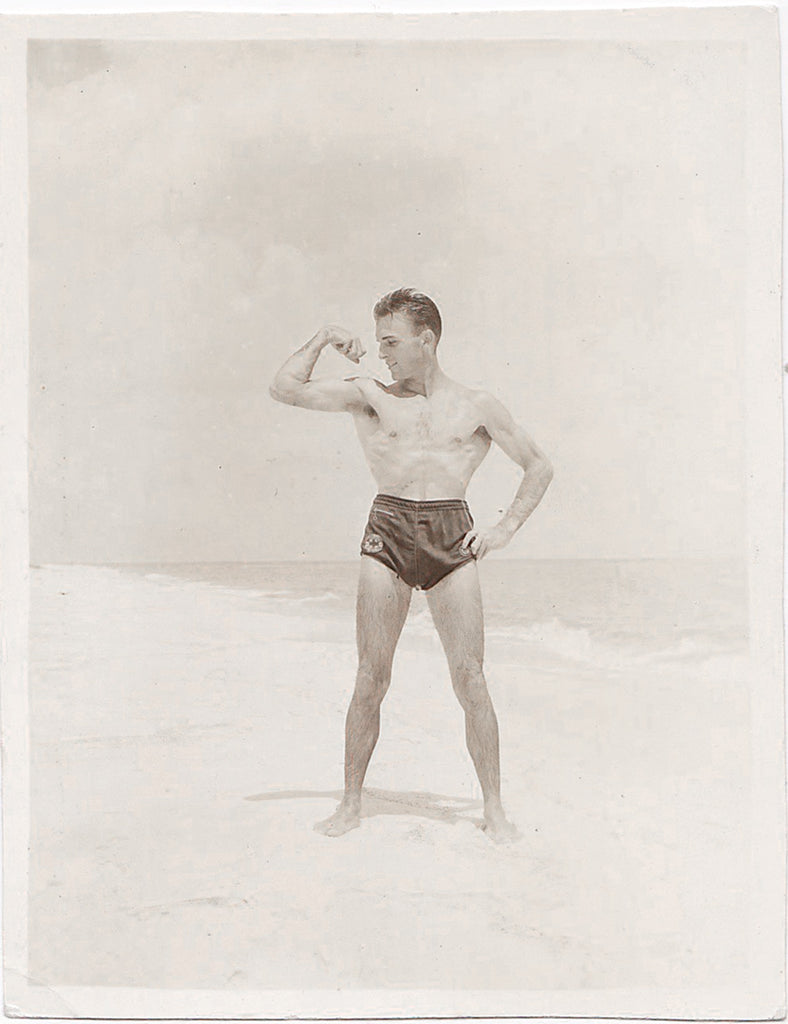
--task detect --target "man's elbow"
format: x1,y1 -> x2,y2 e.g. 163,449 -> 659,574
269,382 -> 295,405
528,456 -> 553,489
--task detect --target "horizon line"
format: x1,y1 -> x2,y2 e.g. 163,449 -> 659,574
30,555 -> 747,568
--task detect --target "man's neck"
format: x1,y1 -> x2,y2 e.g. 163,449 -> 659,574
399,359 -> 446,398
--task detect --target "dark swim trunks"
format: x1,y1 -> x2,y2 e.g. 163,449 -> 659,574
360,493 -> 476,590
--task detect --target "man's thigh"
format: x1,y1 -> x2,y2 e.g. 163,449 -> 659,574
356,555 -> 412,667
425,560 -> 484,671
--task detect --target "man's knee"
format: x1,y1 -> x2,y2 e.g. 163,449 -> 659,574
451,661 -> 488,713
353,660 -> 391,706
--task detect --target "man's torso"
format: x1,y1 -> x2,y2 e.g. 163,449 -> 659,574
350,378 -> 492,499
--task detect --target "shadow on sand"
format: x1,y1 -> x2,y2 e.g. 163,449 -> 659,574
245,787 -> 483,825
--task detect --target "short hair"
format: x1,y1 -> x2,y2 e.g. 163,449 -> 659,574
373,288 -> 442,343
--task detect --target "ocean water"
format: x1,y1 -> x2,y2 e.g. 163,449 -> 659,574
122,557 -> 748,666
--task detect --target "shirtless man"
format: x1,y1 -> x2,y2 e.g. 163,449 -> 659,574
270,289 -> 553,843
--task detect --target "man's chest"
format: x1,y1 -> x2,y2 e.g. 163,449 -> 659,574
366,395 -> 485,448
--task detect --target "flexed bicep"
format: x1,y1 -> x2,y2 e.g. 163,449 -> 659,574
270,376 -> 368,412
269,327 -> 369,413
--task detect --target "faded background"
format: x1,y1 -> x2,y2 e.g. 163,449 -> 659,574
28,38 -> 746,564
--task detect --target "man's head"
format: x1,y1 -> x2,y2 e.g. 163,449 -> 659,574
373,288 -> 442,381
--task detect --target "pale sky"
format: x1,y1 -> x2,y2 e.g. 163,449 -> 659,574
28,37 -> 748,563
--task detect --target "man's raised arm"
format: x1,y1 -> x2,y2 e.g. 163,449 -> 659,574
269,326 -> 368,412
462,392 -> 554,560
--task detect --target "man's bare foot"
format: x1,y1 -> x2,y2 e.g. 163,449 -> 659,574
480,808 -> 520,845
314,801 -> 361,837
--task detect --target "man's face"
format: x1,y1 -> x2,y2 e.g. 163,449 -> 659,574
375,312 -> 429,380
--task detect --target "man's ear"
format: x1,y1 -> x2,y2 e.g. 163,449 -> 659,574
421,328 -> 437,350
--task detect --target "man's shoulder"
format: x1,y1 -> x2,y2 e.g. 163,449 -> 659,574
455,385 -> 514,432
452,382 -> 499,411
342,377 -> 393,411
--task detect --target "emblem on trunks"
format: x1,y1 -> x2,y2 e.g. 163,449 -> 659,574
362,532 -> 384,554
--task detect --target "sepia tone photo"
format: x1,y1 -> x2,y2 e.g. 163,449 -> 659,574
0,7 -> 784,1021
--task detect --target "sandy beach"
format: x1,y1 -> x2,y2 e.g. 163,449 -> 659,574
27,560 -> 751,993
